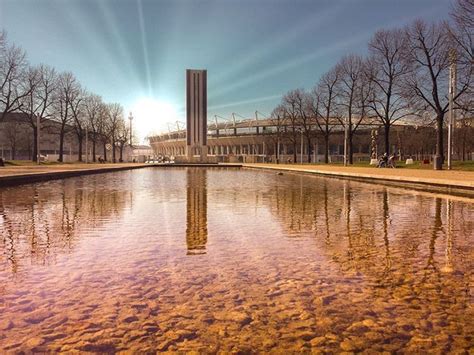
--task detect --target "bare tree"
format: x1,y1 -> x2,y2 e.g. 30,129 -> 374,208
281,89 -> 305,163
84,93 -> 103,162
448,0 -> 474,116
0,32 -> 33,121
451,0 -> 474,34
269,104 -> 287,163
403,19 -> 471,164
117,118 -> 130,162
18,66 -> 40,160
456,114 -> 474,160
54,72 -> 77,162
280,88 -> 315,163
106,103 -> 124,163
367,28 -> 411,156
311,67 -> 340,163
19,64 -> 57,161
69,86 -> 86,161
0,30 -> 5,51
97,103 -> 110,162
447,11 -> 473,66
3,118 -> 23,159
335,54 -> 368,164
299,92 -> 315,163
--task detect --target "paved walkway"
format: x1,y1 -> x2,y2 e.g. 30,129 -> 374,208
0,163 -> 242,186
0,163 -> 148,186
0,163 -> 147,177
243,163 -> 474,190
1,162 -> 473,191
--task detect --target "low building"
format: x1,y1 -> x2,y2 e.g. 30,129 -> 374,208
0,112 -> 125,162
128,145 -> 154,162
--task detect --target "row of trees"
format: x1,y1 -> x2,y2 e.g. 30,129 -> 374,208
0,31 -> 131,162
271,0 -> 473,165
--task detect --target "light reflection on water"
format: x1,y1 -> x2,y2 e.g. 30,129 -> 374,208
0,168 -> 473,352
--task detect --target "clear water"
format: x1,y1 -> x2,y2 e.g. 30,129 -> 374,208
0,167 -> 473,352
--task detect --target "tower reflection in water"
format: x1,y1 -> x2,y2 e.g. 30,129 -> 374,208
186,168 -> 208,255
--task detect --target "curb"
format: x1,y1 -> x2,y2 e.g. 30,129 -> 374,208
0,165 -> 148,187
242,165 -> 474,196
0,163 -> 243,187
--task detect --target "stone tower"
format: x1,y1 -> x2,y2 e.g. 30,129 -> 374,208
186,69 -> 207,160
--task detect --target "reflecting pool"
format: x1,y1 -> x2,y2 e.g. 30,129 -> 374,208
0,168 -> 473,352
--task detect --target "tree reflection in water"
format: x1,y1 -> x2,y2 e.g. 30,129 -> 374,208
0,169 -> 471,353
381,189 -> 392,278
264,175 -> 471,292
0,177 -> 131,276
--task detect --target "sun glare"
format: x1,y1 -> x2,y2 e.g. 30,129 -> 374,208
132,98 -> 179,139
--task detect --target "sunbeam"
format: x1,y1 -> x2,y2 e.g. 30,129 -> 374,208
211,3 -> 345,88
208,94 -> 282,111
136,0 -> 152,96
97,0 -> 140,84
0,0 -> 454,143
209,30 -> 372,101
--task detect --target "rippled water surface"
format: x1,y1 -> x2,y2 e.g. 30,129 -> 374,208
0,167 -> 473,352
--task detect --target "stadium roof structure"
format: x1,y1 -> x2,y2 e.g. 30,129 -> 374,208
149,114 -> 420,142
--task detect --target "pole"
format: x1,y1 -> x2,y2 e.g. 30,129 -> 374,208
447,50 -> 456,170
36,114 -> 40,165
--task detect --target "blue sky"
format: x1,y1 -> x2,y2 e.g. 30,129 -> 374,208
0,0 -> 451,141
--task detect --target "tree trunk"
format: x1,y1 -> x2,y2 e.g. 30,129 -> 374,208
59,129 -> 65,162
293,142 -> 297,163
32,127 -> 38,162
77,135 -> 83,162
103,142 -> 107,161
436,113 -> 444,163
384,124 -> 390,155
112,139 -> 116,163
324,135 -> 329,164
275,142 -> 279,164
92,140 -> 96,162
119,145 -> 124,162
348,132 -> 354,165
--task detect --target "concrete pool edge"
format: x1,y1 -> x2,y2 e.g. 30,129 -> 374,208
0,163 -> 243,187
0,164 -> 150,187
242,164 -> 474,197
1,162 -> 472,197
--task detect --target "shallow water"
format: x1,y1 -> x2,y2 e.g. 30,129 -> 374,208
0,167 -> 473,352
